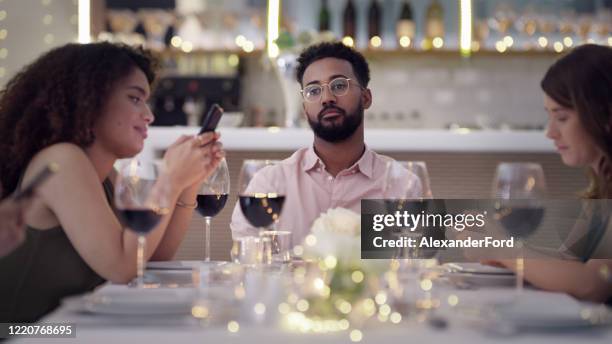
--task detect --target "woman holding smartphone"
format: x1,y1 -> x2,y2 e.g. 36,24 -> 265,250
0,42 -> 225,322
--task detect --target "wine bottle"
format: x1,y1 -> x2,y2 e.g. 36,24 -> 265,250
368,0 -> 382,47
424,0 -> 445,49
396,0 -> 415,48
319,0 -> 331,32
343,0 -> 356,43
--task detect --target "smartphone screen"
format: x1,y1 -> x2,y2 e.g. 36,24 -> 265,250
199,104 -> 224,134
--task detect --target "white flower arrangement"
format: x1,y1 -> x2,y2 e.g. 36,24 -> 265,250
303,208 -> 388,274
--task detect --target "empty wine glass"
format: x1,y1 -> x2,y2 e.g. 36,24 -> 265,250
115,159 -> 169,288
383,160 -> 432,250
196,158 -> 230,264
383,160 -> 440,313
492,162 -> 547,296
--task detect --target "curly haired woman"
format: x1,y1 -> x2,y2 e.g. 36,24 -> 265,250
0,42 -> 224,322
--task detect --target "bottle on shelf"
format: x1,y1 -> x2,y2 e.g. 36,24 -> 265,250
424,0 -> 445,50
342,0 -> 356,47
368,0 -> 382,48
318,0 -> 331,33
396,0 -> 415,49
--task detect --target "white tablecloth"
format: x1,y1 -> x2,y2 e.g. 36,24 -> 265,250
18,263 -> 612,344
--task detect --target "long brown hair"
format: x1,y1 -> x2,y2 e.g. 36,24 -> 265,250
0,42 -> 158,198
541,44 -> 612,198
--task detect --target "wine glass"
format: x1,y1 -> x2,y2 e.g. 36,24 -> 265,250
383,160 -> 439,312
492,162 -> 547,296
115,159 -> 169,288
196,158 -> 230,263
237,160 -> 287,264
383,161 -> 432,258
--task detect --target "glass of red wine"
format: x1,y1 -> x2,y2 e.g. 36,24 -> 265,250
196,158 -> 230,263
114,159 -> 168,288
492,162 -> 547,295
237,160 -> 286,264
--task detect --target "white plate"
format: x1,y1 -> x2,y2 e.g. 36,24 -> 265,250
445,262 -> 514,275
147,260 -> 227,270
446,271 -> 516,287
80,288 -> 196,315
492,301 -> 612,330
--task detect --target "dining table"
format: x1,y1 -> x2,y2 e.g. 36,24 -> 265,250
14,260 -> 612,344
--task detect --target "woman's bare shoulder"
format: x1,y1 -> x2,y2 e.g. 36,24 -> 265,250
23,143 -> 95,184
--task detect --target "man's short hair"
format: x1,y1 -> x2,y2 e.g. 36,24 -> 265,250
295,42 -> 370,88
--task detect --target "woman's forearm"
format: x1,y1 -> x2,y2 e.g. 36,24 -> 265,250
498,258 -> 612,302
150,184 -> 199,260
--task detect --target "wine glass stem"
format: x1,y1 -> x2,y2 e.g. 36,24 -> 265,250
205,217 -> 212,262
137,234 -> 146,288
259,227 -> 272,264
516,242 -> 524,297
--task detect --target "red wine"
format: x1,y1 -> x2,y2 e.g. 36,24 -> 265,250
239,194 -> 286,228
496,207 -> 544,238
196,194 -> 228,217
119,209 -> 162,234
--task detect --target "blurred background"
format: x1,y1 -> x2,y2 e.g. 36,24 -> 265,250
1,0 -> 610,260
1,0 -> 611,130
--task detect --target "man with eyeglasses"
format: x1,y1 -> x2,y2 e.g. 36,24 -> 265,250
230,42 -> 421,245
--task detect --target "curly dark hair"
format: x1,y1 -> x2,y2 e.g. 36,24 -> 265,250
0,42 -> 158,197
541,44 -> 612,198
296,42 -> 370,87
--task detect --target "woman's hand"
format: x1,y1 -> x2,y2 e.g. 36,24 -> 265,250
162,132 -> 225,193
0,197 -> 31,257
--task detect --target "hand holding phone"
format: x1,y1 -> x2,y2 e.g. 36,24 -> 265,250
198,104 -> 224,134
13,163 -> 58,201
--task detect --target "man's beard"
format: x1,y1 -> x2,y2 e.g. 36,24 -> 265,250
307,103 -> 364,143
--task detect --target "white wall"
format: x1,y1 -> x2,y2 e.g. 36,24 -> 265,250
0,0 -> 78,88
240,53 -> 557,130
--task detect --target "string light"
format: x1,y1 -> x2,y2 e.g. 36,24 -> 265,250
399,36 -> 411,48
349,329 -> 363,342
503,35 -> 514,47
432,37 -> 444,49
227,321 -> 240,333
369,36 -> 382,48
495,40 -> 507,53
44,33 -> 55,45
43,14 -> 53,25
342,36 -> 354,47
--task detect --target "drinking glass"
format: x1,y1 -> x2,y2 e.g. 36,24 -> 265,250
196,158 -> 230,263
115,159 -> 169,288
237,160 -> 286,264
492,162 -> 547,295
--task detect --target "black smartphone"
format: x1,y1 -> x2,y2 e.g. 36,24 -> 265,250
198,104 -> 224,134
13,163 -> 58,201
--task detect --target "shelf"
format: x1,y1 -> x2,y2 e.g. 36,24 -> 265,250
360,49 -> 564,59
154,47 -> 562,60
157,49 -> 264,58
